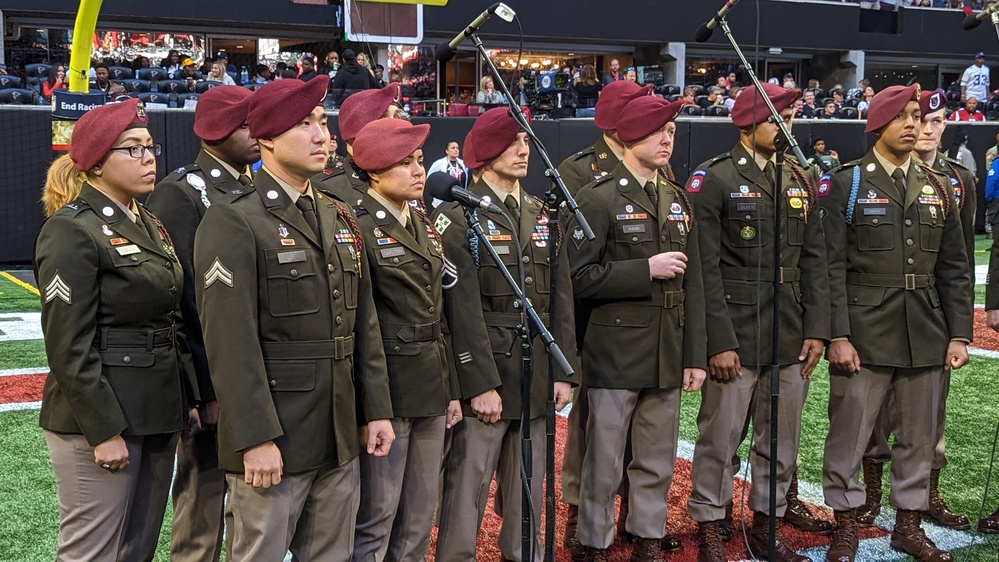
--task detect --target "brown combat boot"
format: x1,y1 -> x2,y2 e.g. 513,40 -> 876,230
564,503 -> 579,548
890,509 -> 954,561
922,469 -> 971,529
717,501 -> 733,542
617,496 -> 633,541
630,537 -> 661,562
826,509 -> 859,562
783,470 -> 834,535
746,513 -> 808,562
660,533 -> 682,554
978,505 -> 999,533
856,459 -> 884,526
584,547 -> 609,562
697,521 -> 726,562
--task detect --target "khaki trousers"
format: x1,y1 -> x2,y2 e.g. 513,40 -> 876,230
170,428 -> 226,562
45,431 -> 178,562
226,459 -> 360,561
577,387 -> 680,548
688,364 -> 809,521
354,416 -> 446,562
865,369 -> 951,470
436,416 -> 545,562
823,365 -> 945,511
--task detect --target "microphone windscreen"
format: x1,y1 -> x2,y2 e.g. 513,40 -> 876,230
964,14 -> 982,30
435,42 -> 456,62
426,172 -> 460,201
694,23 -> 713,43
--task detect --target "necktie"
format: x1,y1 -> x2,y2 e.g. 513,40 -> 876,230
764,161 -> 776,188
405,216 -> 419,239
891,168 -> 906,199
644,182 -> 658,206
295,194 -> 321,240
504,194 -> 520,226
238,174 -> 252,187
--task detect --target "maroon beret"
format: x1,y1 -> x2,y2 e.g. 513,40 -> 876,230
594,82 -> 653,131
194,85 -> 252,141
247,75 -> 328,139
616,97 -> 684,143
731,83 -> 800,128
70,98 -> 149,172
919,88 -> 947,118
865,84 -> 920,133
468,107 -> 522,163
463,132 -> 482,170
352,119 -> 430,171
339,83 -> 401,142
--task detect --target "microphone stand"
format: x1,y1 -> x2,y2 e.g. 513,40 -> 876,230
717,17 -> 807,560
459,205 -> 575,562
992,11 -> 999,41
469,30 -> 592,562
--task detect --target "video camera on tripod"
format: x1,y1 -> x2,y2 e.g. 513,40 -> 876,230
520,70 -> 573,119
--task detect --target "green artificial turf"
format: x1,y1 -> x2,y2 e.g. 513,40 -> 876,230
0,274 -> 41,314
0,339 -> 49,371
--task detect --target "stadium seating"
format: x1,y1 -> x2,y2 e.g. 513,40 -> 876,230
24,63 -> 51,79
0,88 -> 36,105
681,105 -> 703,116
137,67 -> 169,81
108,66 -> 133,80
0,75 -> 23,89
137,91 -> 171,105
196,81 -> 220,93
156,79 -> 189,93
706,105 -> 730,117
120,79 -> 150,93
178,92 -> 201,106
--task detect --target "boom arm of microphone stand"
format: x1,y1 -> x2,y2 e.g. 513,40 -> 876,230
460,207 -> 575,377
992,11 -> 999,41
717,19 -> 810,169
468,32 -> 596,241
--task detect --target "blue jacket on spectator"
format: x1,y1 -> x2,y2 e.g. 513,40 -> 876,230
986,157 -> 999,202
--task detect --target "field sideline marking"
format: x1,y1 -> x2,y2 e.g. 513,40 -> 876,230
0,271 -> 39,296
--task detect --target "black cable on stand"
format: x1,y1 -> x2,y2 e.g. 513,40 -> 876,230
712,14 -> 810,559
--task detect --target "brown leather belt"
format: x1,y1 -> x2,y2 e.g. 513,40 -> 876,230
94,326 -> 174,351
721,266 -> 801,283
847,273 -> 934,291
260,336 -> 354,360
380,321 -> 442,342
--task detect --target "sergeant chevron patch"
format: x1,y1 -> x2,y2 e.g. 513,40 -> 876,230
441,256 -> 458,289
204,258 -> 234,289
44,273 -> 71,305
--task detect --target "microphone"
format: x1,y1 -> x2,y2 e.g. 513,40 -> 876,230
964,3 -> 999,29
425,172 -> 503,214
435,2 -> 516,62
695,0 -> 742,42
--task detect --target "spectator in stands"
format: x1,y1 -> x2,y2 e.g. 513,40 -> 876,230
856,85 -> 876,114
131,56 -> 150,72
603,58 -> 623,85
215,51 -> 238,77
107,82 -> 129,103
783,72 -> 796,89
681,87 -> 697,106
318,50 -> 340,79
725,86 -> 741,111
42,64 -> 67,101
802,89 -> 819,118
329,49 -> 377,107
206,62 -> 236,85
476,76 -> 505,105
374,64 -> 387,88
949,131 -> 978,176
574,64 -> 602,117
985,131 -> 999,169
356,52 -> 376,79
625,68 -> 638,82
831,87 -> 846,110
793,98 -> 805,118
699,86 -> 725,110
281,69 -> 298,80
0,63 -> 7,75
847,78 -> 869,100
808,138 -> 840,172
92,63 -> 113,97
716,75 -> 731,95
961,52 -> 990,103
807,78 -> 820,90
818,99 -> 840,119
164,50 -> 183,78
427,140 -> 466,184
299,56 -> 317,81
254,64 -> 272,84
326,132 -> 344,171
950,97 -> 987,121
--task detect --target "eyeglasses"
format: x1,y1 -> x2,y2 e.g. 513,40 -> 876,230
108,144 -> 162,159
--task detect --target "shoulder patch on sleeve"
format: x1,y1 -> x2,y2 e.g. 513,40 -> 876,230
434,213 -> 453,235
687,169 -> 707,193
44,272 -> 71,305
818,174 -> 832,197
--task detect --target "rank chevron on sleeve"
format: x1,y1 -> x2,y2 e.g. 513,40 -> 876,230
204,258 -> 234,289
44,273 -> 71,305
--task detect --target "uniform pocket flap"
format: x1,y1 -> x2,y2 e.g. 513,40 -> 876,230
384,341 -> 421,356
589,305 -> 652,327
263,361 -> 317,392
98,350 -> 155,367
847,285 -> 887,307
723,281 -> 758,305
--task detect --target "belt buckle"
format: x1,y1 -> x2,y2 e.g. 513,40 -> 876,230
905,273 -> 916,291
